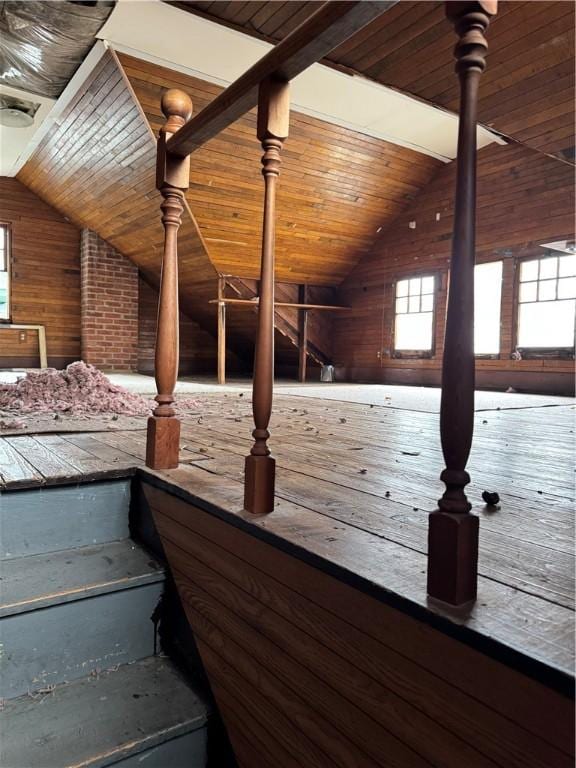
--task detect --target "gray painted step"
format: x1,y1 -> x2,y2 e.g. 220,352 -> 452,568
1,541 -> 165,699
1,656 -> 209,768
0,479 -> 131,559
1,539 -> 164,617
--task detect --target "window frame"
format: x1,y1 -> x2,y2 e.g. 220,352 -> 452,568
0,222 -> 11,323
391,271 -> 439,359
513,251 -> 576,359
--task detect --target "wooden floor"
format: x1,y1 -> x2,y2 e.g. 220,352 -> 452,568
0,391 -> 574,685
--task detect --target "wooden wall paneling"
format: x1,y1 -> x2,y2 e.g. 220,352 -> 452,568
0,178 -> 81,368
17,49 -> 219,342
333,141 -> 575,391
145,484 -> 574,768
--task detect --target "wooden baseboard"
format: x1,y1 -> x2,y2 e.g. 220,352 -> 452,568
334,366 -> 575,396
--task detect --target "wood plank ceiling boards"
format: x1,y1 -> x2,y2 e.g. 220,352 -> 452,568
118,51 -> 442,286
174,0 -> 575,164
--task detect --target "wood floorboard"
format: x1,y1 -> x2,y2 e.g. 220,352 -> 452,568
0,391 -> 573,685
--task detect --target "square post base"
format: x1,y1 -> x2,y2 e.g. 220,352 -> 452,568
427,510 -> 479,606
244,454 -> 275,514
146,415 -> 181,470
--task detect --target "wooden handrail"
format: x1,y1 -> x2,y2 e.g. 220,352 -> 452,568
209,298 -> 351,311
166,0 -> 397,158
427,0 -> 497,606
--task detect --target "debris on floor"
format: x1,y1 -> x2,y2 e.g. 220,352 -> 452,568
0,415 -> 26,431
0,362 -> 198,418
482,490 -> 500,506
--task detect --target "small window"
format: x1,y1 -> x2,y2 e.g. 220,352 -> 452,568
0,224 -> 9,320
474,261 -> 503,355
394,275 -> 435,353
517,254 -> 576,350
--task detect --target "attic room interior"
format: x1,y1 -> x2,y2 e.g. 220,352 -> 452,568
0,0 -> 574,766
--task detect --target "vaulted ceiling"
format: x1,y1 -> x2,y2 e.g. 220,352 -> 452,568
173,0 -> 575,163
16,45 -> 440,363
119,52 -> 441,285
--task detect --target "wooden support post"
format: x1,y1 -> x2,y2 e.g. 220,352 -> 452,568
146,89 -> 192,470
427,1 -> 497,606
217,275 -> 226,385
298,284 -> 308,383
244,77 -> 290,515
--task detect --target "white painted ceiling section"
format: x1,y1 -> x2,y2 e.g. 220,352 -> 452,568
97,0 -> 504,162
0,85 -> 55,176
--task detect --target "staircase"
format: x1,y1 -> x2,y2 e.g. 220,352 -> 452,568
225,277 -> 331,376
0,479 -> 210,768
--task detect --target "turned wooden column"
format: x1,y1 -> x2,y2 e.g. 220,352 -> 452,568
427,1 -> 497,605
146,89 -> 192,470
298,284 -> 308,383
244,77 -> 290,514
217,275 -> 226,385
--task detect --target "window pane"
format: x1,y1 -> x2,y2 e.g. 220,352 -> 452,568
0,271 -> 8,319
559,254 -> 576,277
395,297 -> 408,314
408,295 -> 420,313
421,276 -> 434,294
421,293 -> 433,312
0,226 -> 5,251
0,250 -> 4,272
518,300 -> 575,348
539,257 -> 557,279
409,278 -> 421,296
538,279 -> 556,301
474,261 -> 502,354
395,312 -> 433,351
558,277 -> 576,299
519,281 -> 537,303
520,259 -> 539,282
396,279 -> 409,298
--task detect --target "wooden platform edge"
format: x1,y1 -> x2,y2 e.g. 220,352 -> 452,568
137,468 -> 575,700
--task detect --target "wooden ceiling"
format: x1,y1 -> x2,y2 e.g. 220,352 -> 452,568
17,48 -> 440,368
173,0 -> 575,163
17,50 -> 218,334
119,52 -> 441,286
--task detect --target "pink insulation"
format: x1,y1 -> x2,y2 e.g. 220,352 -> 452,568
0,362 -> 198,416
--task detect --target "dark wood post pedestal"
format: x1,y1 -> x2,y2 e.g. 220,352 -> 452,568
427,1 -> 497,605
146,89 -> 192,470
244,77 -> 290,514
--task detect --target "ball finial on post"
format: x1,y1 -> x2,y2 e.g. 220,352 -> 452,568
161,89 -> 193,134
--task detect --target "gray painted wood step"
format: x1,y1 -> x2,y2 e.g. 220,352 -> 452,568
1,540 -> 166,699
0,479 -> 131,559
1,539 -> 164,617
1,656 -> 209,768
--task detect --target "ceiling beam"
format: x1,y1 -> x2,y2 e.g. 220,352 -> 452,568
166,0 -> 398,157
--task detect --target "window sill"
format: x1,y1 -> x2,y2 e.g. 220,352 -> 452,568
392,351 -> 434,360
515,347 -> 575,360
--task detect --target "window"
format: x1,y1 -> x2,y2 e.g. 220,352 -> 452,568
394,275 -> 435,353
0,224 -> 9,320
474,261 -> 503,355
517,254 -> 576,350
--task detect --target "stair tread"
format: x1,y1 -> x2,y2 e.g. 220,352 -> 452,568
1,540 -> 164,617
1,656 -> 209,768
